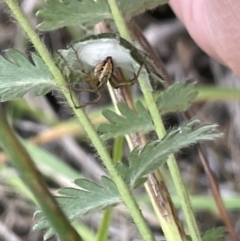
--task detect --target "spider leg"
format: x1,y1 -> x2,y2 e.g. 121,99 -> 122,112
71,90 -> 102,109
57,46 -> 106,108
57,51 -> 76,81
109,63 -> 144,88
78,91 -> 102,108
71,44 -> 87,74
128,63 -> 144,84
70,82 -> 100,93
68,84 -> 102,108
57,51 -> 83,106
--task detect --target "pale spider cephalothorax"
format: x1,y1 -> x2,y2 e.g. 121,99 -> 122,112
58,46 -> 143,108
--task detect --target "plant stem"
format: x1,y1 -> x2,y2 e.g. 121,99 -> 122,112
4,1 -> 156,240
138,79 -> 202,241
96,208 -> 112,241
71,102 -> 156,241
137,52 -> 202,241
107,0 -> 130,40
106,1 -> 184,241
196,86 -> 240,101
0,107 -> 81,241
106,1 -> 203,241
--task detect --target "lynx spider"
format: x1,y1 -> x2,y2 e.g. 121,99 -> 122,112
58,45 -> 143,108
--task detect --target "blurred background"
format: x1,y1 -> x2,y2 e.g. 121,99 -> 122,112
0,1 -> 240,240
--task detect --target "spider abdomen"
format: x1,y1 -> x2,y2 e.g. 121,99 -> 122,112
94,56 -> 114,89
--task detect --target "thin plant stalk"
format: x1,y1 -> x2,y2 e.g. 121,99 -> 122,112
3,0 -> 156,240
0,106 -> 81,241
106,0 -> 202,241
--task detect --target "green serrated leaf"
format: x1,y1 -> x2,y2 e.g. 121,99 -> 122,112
34,177 -> 121,239
98,101 -> 154,140
117,120 -> 222,188
0,49 -> 55,102
44,229 -> 55,241
202,227 -> 226,241
121,0 -> 168,20
37,0 -> 168,31
156,80 -> 198,114
97,81 -> 199,141
186,227 -> 226,241
37,0 -> 111,31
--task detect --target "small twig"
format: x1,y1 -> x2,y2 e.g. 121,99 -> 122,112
197,145 -> 238,241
